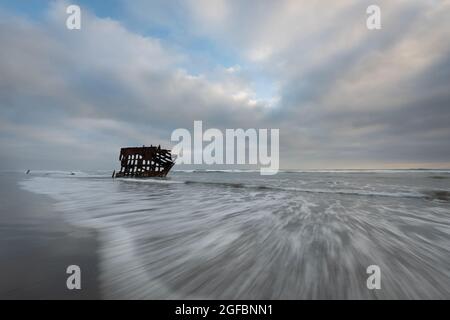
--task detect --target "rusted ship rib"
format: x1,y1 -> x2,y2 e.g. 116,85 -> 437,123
114,145 -> 175,178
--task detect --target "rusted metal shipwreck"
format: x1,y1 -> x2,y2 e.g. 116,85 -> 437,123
113,145 -> 175,178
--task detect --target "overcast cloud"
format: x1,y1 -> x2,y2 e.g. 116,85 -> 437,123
0,0 -> 449,170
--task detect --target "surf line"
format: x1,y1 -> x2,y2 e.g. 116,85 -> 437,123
175,304 -> 209,318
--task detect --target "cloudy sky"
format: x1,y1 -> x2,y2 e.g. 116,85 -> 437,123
0,0 -> 449,170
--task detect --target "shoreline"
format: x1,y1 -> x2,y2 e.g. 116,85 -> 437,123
2,170 -> 448,299
0,173 -> 101,299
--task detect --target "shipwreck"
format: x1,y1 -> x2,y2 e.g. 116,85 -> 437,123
113,145 -> 175,178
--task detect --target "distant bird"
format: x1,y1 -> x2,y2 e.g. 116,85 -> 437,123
26,169 -> 30,174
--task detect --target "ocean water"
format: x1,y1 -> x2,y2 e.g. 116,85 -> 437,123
19,170 -> 450,299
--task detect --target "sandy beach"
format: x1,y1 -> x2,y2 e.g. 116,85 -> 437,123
0,172 -> 100,299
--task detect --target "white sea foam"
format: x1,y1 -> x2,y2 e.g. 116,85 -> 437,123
116,178 -> 184,184
18,170 -> 450,299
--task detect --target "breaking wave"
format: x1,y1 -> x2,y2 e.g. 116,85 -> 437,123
122,178 -> 448,201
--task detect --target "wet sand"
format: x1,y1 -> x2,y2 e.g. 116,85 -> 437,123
0,173 -> 100,299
